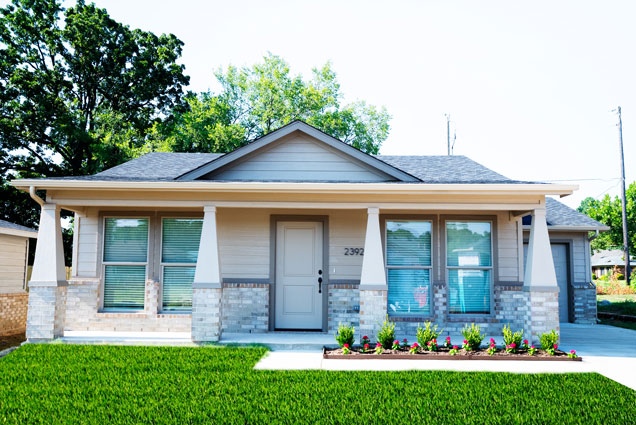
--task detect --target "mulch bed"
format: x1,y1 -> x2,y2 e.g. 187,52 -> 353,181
0,333 -> 25,351
597,312 -> 636,322
323,346 -> 582,361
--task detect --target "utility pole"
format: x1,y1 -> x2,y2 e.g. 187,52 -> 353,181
446,114 -> 451,155
617,106 -> 631,284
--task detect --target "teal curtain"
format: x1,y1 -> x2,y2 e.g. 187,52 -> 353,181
162,219 -> 203,263
162,266 -> 195,311
103,218 -> 148,263
386,221 -> 432,316
161,219 -> 202,311
446,221 -> 492,314
103,265 -> 146,310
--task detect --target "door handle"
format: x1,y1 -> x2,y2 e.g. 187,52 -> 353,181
318,277 -> 323,293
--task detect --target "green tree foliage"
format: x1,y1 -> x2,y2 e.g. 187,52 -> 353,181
0,0 -> 189,259
578,183 -> 636,253
148,54 -> 390,155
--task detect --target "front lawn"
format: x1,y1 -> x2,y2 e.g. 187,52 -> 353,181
1,345 -> 635,424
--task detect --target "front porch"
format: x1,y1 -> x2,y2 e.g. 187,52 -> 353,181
25,192 -> 565,344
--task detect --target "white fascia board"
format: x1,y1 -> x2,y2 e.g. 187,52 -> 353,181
11,179 -> 578,196
522,225 -> 611,232
0,227 -> 38,238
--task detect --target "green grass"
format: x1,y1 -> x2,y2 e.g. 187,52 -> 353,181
599,319 -> 636,331
1,345 -> 635,424
597,295 -> 636,315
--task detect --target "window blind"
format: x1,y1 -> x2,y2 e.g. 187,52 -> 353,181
162,266 -> 195,311
103,265 -> 146,310
162,219 -> 203,263
446,221 -> 492,314
386,220 -> 432,317
103,218 -> 148,263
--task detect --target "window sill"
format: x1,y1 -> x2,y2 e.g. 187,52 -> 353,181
389,315 -> 434,322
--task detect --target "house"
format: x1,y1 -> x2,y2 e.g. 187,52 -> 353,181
0,219 -> 38,336
10,121 -> 608,343
591,249 -> 635,278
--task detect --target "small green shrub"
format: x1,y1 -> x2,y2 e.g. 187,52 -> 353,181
616,273 -> 625,281
540,330 -> 559,352
461,323 -> 485,350
502,324 -> 523,352
416,321 -> 442,348
376,318 -> 396,349
599,274 -> 609,281
335,323 -> 355,347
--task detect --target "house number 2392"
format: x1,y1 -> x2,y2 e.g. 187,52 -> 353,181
344,248 -> 364,256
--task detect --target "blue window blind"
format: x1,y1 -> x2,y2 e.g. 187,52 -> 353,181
103,265 -> 146,310
103,218 -> 148,263
103,218 -> 148,311
386,220 -> 432,317
162,218 -> 203,263
446,221 -> 492,314
162,266 -> 195,311
161,219 -> 202,311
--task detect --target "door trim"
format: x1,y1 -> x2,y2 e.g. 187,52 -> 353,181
270,215 -> 329,331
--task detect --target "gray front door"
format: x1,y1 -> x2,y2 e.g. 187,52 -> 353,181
275,221 -> 323,329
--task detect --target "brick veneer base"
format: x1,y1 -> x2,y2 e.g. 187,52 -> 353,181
0,293 -> 28,336
222,283 -> 268,333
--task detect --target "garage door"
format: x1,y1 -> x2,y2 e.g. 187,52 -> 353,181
523,243 -> 569,322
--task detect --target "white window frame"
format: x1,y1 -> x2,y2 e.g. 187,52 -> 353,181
384,219 -> 434,318
100,216 -> 150,312
159,216 -> 202,313
445,219 -> 494,316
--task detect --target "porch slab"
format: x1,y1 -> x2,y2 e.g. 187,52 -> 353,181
219,332 -> 335,351
59,331 -> 196,346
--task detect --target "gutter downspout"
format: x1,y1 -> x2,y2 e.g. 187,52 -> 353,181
588,229 -> 599,242
29,186 -> 45,206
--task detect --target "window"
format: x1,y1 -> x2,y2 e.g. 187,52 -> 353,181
102,218 -> 149,311
161,218 -> 202,312
446,221 -> 492,314
385,220 -> 432,317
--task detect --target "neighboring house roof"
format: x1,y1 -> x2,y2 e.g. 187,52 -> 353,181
0,219 -> 38,238
591,249 -> 635,267
522,198 -> 609,231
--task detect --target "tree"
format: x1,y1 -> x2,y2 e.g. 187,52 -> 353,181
148,54 -> 390,155
0,0 -> 189,258
578,183 -> 636,253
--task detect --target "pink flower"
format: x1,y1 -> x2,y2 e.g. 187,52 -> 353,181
403,338 -> 408,342
452,345 -> 458,350
553,344 -> 558,349
570,350 -> 576,354
364,344 -> 369,349
490,343 -> 495,348
393,340 -> 399,345
463,340 -> 468,344
523,339 -> 528,345
376,342 -> 382,347
343,344 -> 349,348
412,342 -> 418,347
530,345 -> 535,349
489,338 -> 495,344
432,339 -> 437,343
446,336 -> 451,341
511,343 -> 516,348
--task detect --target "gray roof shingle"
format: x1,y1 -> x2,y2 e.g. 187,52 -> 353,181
0,219 -> 37,234
545,197 -> 607,229
94,152 -> 223,181
591,249 -> 634,267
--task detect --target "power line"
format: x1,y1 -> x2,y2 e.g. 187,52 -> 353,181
542,178 -> 620,182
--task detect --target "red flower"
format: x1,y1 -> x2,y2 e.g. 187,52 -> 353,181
432,339 -> 437,343
452,345 -> 458,350
511,343 -> 516,348
403,338 -> 408,342
570,350 -> 576,354
376,343 -> 382,347
553,344 -> 558,349
363,336 -> 368,339
446,336 -> 451,341
463,340 -> 468,344
530,345 -> 535,349
393,340 -> 399,345
364,344 -> 369,349
412,343 -> 418,347
523,339 -> 528,345
343,344 -> 349,348
489,338 -> 495,344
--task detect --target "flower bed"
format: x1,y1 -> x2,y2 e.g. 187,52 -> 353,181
331,322 -> 582,362
322,346 -> 582,361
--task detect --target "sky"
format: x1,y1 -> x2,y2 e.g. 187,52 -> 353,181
72,1 -> 636,207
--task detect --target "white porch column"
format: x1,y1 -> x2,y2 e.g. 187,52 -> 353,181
523,207 -> 559,342
191,205 -> 223,342
359,207 -> 387,340
26,203 -> 67,341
